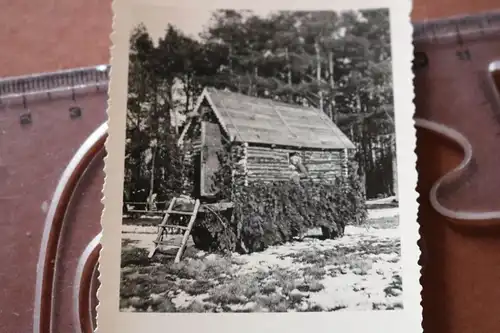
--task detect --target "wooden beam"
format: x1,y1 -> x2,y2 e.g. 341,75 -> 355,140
268,100 -> 298,138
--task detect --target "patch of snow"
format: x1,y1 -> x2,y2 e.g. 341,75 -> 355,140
368,207 -> 399,219
346,225 -> 400,238
309,258 -> 402,311
122,225 -> 157,234
150,293 -> 164,303
234,250 -> 307,275
228,301 -> 259,312
122,225 -> 157,250
366,196 -> 397,205
171,291 -> 209,308
139,215 -> 162,220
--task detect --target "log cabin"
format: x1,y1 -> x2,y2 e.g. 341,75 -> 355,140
178,87 -> 356,199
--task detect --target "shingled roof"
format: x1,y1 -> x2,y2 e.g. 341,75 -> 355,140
189,87 -> 355,150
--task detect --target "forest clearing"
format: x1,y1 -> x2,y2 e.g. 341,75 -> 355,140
119,202 -> 401,313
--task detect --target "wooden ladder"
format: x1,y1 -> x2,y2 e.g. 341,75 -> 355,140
148,197 -> 200,263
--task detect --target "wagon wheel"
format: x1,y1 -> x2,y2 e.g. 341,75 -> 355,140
191,206 -> 237,252
190,225 -> 217,251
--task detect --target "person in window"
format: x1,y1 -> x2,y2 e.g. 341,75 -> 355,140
289,152 -> 309,183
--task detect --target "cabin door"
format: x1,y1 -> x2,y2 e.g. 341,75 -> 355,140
200,121 -> 224,198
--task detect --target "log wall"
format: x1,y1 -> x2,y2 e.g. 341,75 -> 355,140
245,144 -> 348,183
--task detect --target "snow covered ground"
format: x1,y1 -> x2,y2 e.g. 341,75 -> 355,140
120,207 -> 402,313
368,207 -> 399,219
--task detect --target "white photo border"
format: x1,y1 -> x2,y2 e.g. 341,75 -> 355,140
98,0 -> 420,331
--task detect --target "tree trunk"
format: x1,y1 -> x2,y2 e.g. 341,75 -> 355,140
392,135 -> 398,201
315,42 -> 324,112
285,47 -> 292,85
170,85 -> 178,135
328,51 -> 335,120
147,146 -> 156,210
184,75 -> 191,116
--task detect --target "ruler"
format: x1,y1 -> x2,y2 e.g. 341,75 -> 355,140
413,11 -> 500,333
413,11 -> 500,223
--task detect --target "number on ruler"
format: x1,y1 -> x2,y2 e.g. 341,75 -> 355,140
456,49 -> 471,61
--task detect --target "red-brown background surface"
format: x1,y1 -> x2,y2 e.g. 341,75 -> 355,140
2,1 -> 499,77
1,1 -> 499,333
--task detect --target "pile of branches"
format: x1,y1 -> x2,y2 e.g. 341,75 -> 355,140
192,170 -> 367,254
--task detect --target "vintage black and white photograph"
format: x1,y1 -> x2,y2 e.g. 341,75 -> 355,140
117,6 -> 404,313
99,0 -> 418,331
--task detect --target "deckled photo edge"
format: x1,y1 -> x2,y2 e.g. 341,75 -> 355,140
98,0 -> 420,332
389,0 -> 421,326
97,0 -> 131,328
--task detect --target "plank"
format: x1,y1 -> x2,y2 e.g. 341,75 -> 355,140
174,199 -> 200,263
200,121 -> 224,197
247,166 -> 290,172
198,202 -> 234,212
281,116 -> 332,128
148,198 -> 177,258
168,210 -> 193,216
225,108 -> 279,121
247,156 -> 289,164
160,225 -> 189,230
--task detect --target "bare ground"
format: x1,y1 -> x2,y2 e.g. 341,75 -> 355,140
119,209 -> 401,313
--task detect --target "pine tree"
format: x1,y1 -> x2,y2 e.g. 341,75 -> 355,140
125,24 -> 156,203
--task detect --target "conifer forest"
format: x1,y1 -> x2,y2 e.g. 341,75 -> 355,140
124,8 -> 396,203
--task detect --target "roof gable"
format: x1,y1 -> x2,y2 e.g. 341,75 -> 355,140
189,87 -> 355,150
